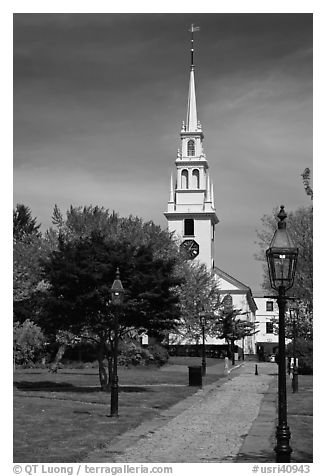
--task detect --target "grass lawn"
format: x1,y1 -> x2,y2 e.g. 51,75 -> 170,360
14,358 -> 226,462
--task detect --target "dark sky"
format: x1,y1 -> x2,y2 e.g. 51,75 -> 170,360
13,13 -> 313,291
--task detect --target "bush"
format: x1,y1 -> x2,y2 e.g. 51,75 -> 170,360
118,341 -> 154,367
118,340 -> 169,367
286,337 -> 313,375
13,319 -> 47,366
148,343 -> 169,367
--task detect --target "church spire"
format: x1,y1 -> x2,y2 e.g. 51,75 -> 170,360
186,24 -> 200,132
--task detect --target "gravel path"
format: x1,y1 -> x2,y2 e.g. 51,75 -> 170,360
111,363 -> 275,463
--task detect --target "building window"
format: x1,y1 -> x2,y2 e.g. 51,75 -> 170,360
266,322 -> 274,334
192,169 -> 200,188
187,140 -> 195,156
222,294 -> 233,309
181,169 -> 189,189
184,219 -> 194,236
266,301 -> 274,311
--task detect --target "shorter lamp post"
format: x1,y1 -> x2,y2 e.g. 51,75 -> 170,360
199,313 -> 206,376
110,267 -> 124,417
289,303 -> 299,393
231,326 -> 236,366
266,205 -> 298,463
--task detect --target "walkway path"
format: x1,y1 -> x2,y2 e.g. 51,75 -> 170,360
85,362 -> 276,463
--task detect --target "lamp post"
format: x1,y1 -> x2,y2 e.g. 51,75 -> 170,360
110,267 -> 124,417
266,205 -> 298,463
199,314 -> 206,376
289,303 -> 299,393
231,326 -> 236,366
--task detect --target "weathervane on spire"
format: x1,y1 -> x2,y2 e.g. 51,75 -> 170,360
188,24 -> 200,68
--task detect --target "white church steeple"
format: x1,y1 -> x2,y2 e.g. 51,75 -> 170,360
164,25 -> 219,270
186,69 -> 198,131
185,24 -> 199,132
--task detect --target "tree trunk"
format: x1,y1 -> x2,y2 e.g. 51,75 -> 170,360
98,340 -> 110,391
105,344 -> 113,386
49,343 -> 67,373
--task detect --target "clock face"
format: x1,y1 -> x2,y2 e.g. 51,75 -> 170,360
180,239 -> 200,260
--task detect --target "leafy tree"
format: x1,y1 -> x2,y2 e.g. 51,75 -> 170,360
14,236 -> 42,306
37,206 -> 182,389
269,301 -> 313,341
13,230 -> 56,323
215,305 -> 258,365
255,205 -> 313,313
13,319 -> 46,367
255,205 -> 313,366
48,205 -> 179,260
301,168 -> 313,200
286,337 -> 313,374
172,261 -> 220,344
13,204 -> 41,242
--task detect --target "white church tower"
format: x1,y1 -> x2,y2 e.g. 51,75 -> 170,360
164,25 -> 218,270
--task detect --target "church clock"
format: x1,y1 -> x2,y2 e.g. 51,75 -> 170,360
181,239 -> 200,260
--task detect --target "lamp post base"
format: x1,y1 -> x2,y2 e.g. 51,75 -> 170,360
274,424 -> 292,463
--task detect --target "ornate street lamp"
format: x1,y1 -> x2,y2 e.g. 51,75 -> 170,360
110,267 -> 124,417
266,205 -> 298,463
199,313 -> 206,376
289,302 -> 299,393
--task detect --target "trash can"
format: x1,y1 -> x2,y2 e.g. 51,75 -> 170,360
188,366 -> 202,387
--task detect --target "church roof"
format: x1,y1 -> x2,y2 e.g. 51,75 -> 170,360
213,266 -> 258,312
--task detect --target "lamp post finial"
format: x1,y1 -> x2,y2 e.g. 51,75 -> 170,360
278,205 -> 287,229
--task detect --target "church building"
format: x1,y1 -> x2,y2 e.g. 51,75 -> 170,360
164,26 -> 257,357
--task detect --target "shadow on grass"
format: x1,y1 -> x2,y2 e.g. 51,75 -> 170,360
14,381 -> 149,393
14,371 -> 98,376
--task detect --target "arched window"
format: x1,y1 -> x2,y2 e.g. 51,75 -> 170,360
192,169 -> 200,188
181,169 -> 189,189
184,219 -> 194,236
222,294 -> 233,309
187,140 -> 195,156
